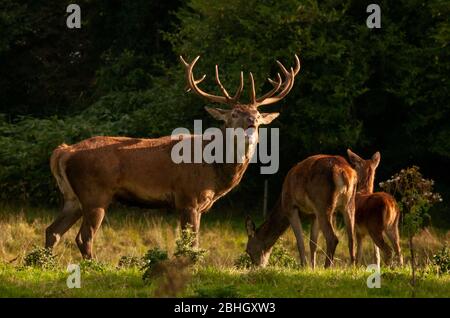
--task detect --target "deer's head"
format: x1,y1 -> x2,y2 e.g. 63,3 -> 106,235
180,55 -> 300,145
347,149 -> 381,194
244,216 -> 272,267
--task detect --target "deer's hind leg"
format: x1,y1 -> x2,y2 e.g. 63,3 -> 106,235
46,199 -> 82,249
368,229 -> 393,266
386,225 -> 403,266
75,207 -> 106,259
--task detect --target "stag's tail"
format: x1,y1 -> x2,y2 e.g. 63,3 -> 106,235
50,144 -> 80,207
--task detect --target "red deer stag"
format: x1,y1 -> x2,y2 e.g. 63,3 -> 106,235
347,149 -> 403,267
46,55 -> 300,259
246,154 -> 357,268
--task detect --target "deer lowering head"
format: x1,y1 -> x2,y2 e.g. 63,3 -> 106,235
179,55 -> 300,147
347,149 -> 380,194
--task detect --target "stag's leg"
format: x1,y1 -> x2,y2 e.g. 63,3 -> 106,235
368,229 -> 392,266
180,208 -> 201,248
386,226 -> 403,266
75,207 -> 105,259
288,210 -> 307,267
310,217 -> 319,269
317,214 -> 339,268
45,199 -> 82,249
356,231 -> 365,265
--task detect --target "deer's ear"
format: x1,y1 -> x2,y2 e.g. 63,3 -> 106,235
347,149 -> 363,167
259,112 -> 280,125
371,151 -> 381,168
205,106 -> 230,121
245,215 -> 256,238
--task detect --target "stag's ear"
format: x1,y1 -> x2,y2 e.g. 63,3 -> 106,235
347,149 -> 363,167
245,215 -> 256,238
259,112 -> 280,125
205,106 -> 230,121
371,151 -> 381,168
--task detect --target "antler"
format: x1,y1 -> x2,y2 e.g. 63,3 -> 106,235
252,54 -> 301,107
180,56 -> 244,105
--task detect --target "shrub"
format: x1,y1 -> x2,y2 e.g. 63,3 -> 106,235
432,246 -> 450,275
235,240 -> 298,269
23,246 -> 56,269
117,255 -> 145,269
268,243 -> 298,269
174,226 -> 207,263
142,247 -> 169,282
79,259 -> 106,272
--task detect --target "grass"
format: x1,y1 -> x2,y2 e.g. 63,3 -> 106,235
0,203 -> 449,298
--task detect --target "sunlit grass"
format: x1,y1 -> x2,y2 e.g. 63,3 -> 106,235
0,203 -> 449,297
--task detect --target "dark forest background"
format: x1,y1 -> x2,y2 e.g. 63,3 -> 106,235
0,0 -> 448,226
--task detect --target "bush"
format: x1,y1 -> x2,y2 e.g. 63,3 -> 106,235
23,246 -> 56,269
142,247 -> 169,282
117,255 -> 145,269
268,243 -> 298,269
235,240 -> 298,269
432,246 -> 450,275
174,227 -> 207,263
79,259 -> 107,272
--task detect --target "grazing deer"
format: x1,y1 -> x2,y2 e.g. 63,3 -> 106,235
346,149 -> 403,267
246,154 -> 357,268
46,55 -> 301,259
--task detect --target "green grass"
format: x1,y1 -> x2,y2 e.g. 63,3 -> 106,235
1,263 -> 449,298
0,203 -> 449,298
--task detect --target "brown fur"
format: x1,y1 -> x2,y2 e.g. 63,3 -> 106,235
347,149 -> 403,266
246,155 -> 357,268
46,55 -> 300,259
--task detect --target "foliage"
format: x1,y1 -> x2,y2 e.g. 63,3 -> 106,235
174,226 -> 207,263
79,259 -> 107,272
0,0 -> 448,220
23,246 -> 55,270
141,247 -> 169,282
379,166 -> 442,236
268,242 -> 298,268
235,240 -> 298,269
117,255 -> 145,269
234,253 -> 253,269
432,246 -> 450,275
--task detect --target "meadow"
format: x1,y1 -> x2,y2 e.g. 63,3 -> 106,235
0,204 -> 448,298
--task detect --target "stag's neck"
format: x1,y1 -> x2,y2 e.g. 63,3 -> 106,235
211,126 -> 256,194
255,197 -> 290,250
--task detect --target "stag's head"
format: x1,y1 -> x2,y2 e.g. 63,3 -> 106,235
347,149 -> 381,194
180,55 -> 300,144
244,216 -> 271,267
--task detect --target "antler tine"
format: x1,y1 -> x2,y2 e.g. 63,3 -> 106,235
215,65 -> 232,100
249,72 -> 257,105
255,73 -> 282,105
231,71 -> 244,103
180,55 -> 228,104
185,74 -> 206,92
256,55 -> 301,106
180,55 -> 244,105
